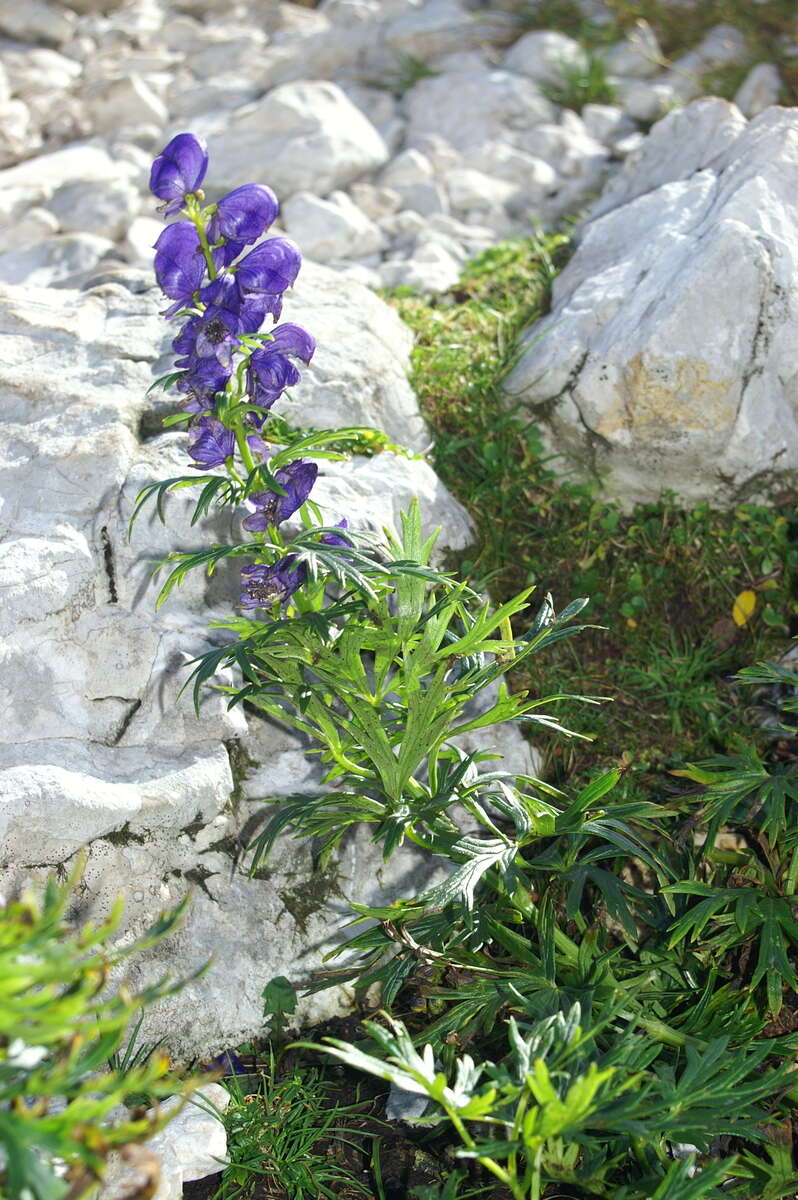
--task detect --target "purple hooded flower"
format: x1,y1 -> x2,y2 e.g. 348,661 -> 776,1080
236,238 -> 302,298
187,416 -> 236,468
240,556 -> 307,609
242,460 -> 318,531
208,184 -> 279,246
247,323 -> 316,417
153,221 -> 206,304
150,133 -> 208,216
177,356 -> 231,413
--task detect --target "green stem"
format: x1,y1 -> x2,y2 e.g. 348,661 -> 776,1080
234,422 -> 257,476
185,197 -> 217,281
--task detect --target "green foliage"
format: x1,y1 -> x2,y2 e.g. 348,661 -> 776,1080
214,1062 -> 378,1200
522,0 -> 798,105
0,865 -> 200,1199
390,236 -> 798,782
261,976 -> 298,1039
541,51 -> 616,111
300,1005 -> 791,1200
384,52 -> 439,96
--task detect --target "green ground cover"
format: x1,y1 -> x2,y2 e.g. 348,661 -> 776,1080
523,0 -> 798,105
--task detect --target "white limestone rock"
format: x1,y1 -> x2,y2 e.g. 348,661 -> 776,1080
591,97 -> 746,219
403,67 -> 555,154
603,20 -> 662,78
379,240 -> 462,293
613,77 -> 682,124
378,150 -> 448,217
282,191 -> 384,263
734,63 -> 782,118
0,256 -> 482,1057
0,45 -> 81,97
201,82 -> 389,197
0,99 -> 35,167
0,232 -> 115,288
348,181 -> 402,222
445,167 -> 518,216
85,74 -> 168,135
0,0 -> 77,47
502,30 -> 586,88
99,1085 -> 230,1200
581,103 -> 636,145
382,0 -> 520,62
48,178 -> 140,239
505,103 -> 798,507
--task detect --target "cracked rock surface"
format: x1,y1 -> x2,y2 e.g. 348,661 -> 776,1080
505,101 -> 798,507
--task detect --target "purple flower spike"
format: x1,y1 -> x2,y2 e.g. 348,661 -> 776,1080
243,460 -> 318,531
150,133 -> 208,215
208,184 -> 279,246
246,323 -> 316,419
240,556 -> 307,609
236,238 -> 302,297
177,357 -> 231,413
154,221 -> 206,302
188,416 -> 236,469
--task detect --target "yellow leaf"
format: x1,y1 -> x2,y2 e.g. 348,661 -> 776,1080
732,589 -> 757,627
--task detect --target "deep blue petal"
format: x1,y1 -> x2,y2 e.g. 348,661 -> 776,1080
236,238 -> 302,296
208,184 -> 279,245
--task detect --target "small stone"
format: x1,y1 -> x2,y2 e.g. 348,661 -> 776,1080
122,216 -> 165,267
734,62 -> 782,118
49,179 -> 139,240
603,20 -> 662,78
581,103 -> 636,145
86,74 -> 167,134
445,167 -> 517,215
0,233 -> 115,288
348,181 -> 402,222
0,0 -> 77,47
502,30 -> 586,87
614,77 -> 683,123
282,190 -> 384,263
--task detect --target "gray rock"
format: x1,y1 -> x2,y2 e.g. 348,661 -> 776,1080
403,67 -> 555,154
382,0 -> 520,61
0,232 -> 115,287
201,82 -> 389,197
0,99 -> 35,167
505,103 -> 798,507
0,263 -> 488,1055
445,167 -> 518,216
591,97 -> 746,219
603,20 -> 661,78
379,240 -> 462,293
99,1085 -> 230,1200
48,178 -> 140,239
502,29 -> 586,88
734,63 -> 782,118
282,191 -> 384,263
613,77 -> 682,124
0,0 -> 76,47
85,74 -> 168,135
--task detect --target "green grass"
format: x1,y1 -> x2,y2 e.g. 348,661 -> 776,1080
214,1061 -> 380,1200
386,234 -> 798,795
523,0 -> 798,105
541,51 -> 617,110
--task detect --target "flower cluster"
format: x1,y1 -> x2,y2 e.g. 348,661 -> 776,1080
149,132 -> 326,610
